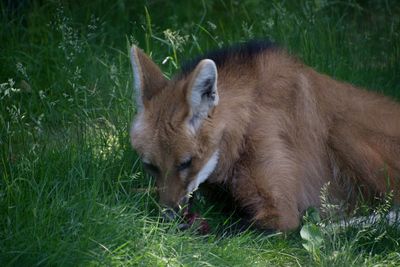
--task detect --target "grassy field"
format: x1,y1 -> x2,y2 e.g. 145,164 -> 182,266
1,0 -> 400,266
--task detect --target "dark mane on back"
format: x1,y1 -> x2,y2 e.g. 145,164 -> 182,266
178,39 -> 278,77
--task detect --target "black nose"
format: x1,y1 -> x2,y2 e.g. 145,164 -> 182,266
161,207 -> 180,221
180,196 -> 189,207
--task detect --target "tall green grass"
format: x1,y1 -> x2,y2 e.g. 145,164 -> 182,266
1,0 -> 399,266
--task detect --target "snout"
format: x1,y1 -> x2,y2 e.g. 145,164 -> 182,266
161,207 -> 180,221
160,195 -> 191,221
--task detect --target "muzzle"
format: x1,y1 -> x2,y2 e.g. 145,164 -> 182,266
161,195 -> 191,221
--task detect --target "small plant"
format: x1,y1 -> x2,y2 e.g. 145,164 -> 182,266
300,183 -> 400,266
300,208 -> 324,264
162,29 -> 189,69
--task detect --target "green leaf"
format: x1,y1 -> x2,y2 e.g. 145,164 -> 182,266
300,224 -> 323,247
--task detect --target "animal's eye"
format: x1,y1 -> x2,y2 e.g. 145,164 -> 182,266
142,161 -> 159,175
177,157 -> 192,172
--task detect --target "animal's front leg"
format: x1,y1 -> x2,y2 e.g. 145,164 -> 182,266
229,151 -> 303,231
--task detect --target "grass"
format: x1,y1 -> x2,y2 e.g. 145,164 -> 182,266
1,0 -> 400,266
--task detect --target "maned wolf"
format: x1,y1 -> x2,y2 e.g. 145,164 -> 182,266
129,41 -> 400,231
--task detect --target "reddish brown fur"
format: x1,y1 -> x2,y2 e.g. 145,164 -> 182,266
130,46 -> 400,231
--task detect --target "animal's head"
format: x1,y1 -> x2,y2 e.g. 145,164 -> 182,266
129,46 -> 221,216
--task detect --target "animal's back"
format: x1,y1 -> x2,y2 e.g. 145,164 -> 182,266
203,43 -> 400,228
311,69 -> 400,203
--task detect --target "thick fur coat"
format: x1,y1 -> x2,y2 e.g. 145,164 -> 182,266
129,41 -> 400,231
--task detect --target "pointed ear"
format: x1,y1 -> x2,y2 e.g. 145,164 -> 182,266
186,59 -> 219,132
130,45 -> 168,112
